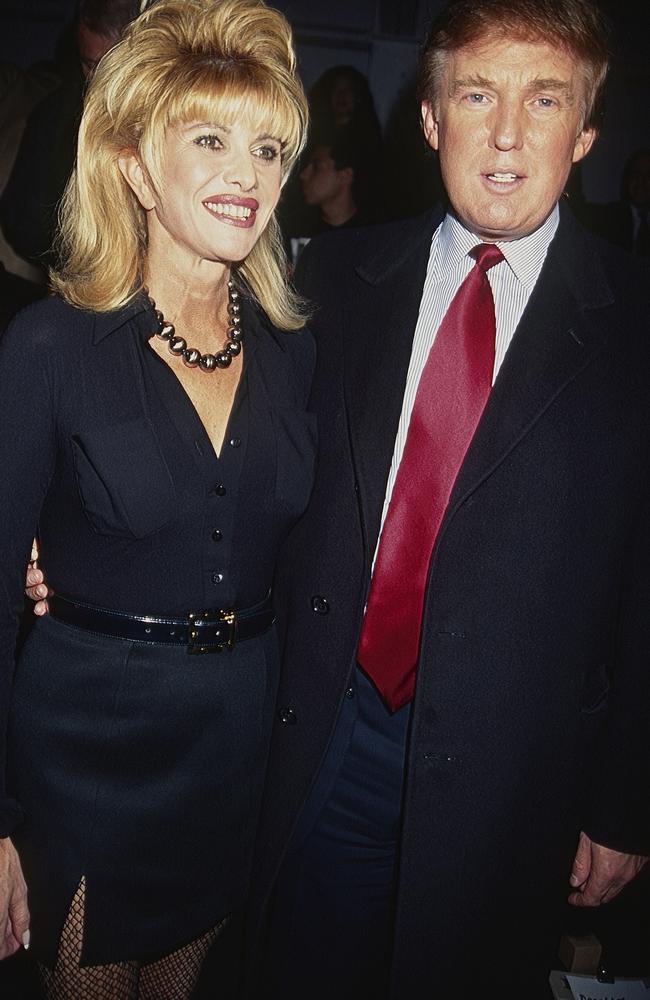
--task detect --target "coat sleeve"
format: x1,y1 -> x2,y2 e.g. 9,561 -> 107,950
0,303 -> 58,836
585,467 -> 650,856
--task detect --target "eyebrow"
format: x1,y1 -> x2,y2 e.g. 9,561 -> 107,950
450,75 -> 575,100
185,123 -> 282,143
188,122 -> 230,132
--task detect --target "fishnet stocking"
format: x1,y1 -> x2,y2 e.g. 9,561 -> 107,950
139,915 -> 226,1000
38,877 -> 228,1000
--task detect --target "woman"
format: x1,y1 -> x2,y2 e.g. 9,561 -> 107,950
0,0 -> 313,996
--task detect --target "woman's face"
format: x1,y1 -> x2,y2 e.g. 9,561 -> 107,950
121,117 -> 283,275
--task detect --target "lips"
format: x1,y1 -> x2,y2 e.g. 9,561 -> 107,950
202,195 -> 259,228
483,171 -> 523,185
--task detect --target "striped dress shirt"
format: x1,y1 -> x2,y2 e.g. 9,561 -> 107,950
374,205 -> 560,552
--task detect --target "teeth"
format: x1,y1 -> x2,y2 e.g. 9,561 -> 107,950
205,202 -> 252,219
488,173 -> 518,183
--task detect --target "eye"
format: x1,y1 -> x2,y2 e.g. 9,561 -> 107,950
193,134 -> 223,150
534,97 -> 557,109
466,93 -> 488,105
254,144 -> 281,162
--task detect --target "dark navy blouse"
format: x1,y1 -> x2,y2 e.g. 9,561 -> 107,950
0,292 -> 316,835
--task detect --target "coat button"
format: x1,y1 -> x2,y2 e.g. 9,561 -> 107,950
229,437 -> 241,448
277,707 -> 297,725
211,529 -> 222,542
311,596 -> 329,615
213,484 -> 226,496
211,572 -> 224,584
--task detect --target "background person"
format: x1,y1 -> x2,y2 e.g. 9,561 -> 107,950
0,1 -> 313,997
286,130 -> 382,265
0,0 -> 142,275
244,1 -> 650,997
583,147 -> 650,256
277,63 -> 385,261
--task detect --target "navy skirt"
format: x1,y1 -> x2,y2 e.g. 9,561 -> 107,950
7,612 -> 280,968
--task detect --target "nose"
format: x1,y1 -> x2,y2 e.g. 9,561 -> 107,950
489,99 -> 524,152
223,147 -> 257,192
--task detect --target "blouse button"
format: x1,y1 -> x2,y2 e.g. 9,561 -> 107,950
213,484 -> 226,496
277,707 -> 297,725
211,572 -> 224,584
229,437 -> 241,448
211,529 -> 223,542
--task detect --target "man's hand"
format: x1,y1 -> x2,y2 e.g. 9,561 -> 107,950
0,838 -> 29,959
568,831 -> 647,907
25,539 -> 50,615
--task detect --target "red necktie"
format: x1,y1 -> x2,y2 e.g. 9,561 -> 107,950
357,243 -> 504,712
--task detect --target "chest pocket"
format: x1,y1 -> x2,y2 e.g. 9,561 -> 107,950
273,407 -> 317,522
71,418 -> 177,539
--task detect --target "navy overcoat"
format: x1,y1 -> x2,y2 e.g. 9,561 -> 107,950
248,204 -> 650,996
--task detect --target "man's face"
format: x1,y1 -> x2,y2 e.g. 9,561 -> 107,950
300,145 -> 349,207
421,35 -> 596,242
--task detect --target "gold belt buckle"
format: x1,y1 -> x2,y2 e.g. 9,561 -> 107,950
187,609 -> 236,654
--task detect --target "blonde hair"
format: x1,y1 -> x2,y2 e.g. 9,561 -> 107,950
51,0 -> 310,329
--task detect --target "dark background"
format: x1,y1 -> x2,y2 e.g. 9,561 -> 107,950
2,0 -> 649,204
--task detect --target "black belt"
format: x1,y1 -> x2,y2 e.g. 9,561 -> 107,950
48,593 -> 275,654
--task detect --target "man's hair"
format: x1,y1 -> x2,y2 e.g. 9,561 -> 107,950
78,0 -> 142,38
417,0 -> 610,132
52,0 -> 309,329
307,126 -> 379,213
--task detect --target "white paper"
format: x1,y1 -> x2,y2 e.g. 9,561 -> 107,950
566,973 -> 650,1000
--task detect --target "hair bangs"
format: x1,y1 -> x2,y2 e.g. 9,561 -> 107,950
142,58 -> 304,181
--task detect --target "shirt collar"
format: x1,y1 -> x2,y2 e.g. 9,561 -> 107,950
91,288 -> 287,351
91,293 -> 150,344
432,204 -> 560,288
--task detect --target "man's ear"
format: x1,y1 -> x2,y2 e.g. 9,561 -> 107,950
572,126 -> 597,164
117,151 -> 156,210
420,101 -> 439,152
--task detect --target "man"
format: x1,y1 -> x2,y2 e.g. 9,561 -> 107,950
586,148 -> 650,257
300,138 -> 362,228
25,0 -> 650,995
286,132 -> 377,265
243,1 -> 650,997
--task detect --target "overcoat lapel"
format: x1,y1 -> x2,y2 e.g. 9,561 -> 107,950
446,208 -> 614,517
340,205 -> 614,563
342,210 -> 442,558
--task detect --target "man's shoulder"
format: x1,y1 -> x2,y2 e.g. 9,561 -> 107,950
294,208 -> 442,297
306,209 -> 439,261
556,205 -> 649,299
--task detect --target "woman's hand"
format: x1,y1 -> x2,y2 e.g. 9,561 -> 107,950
0,838 -> 29,959
25,539 -> 50,616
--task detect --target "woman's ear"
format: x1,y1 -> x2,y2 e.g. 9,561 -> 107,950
118,151 -> 156,210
